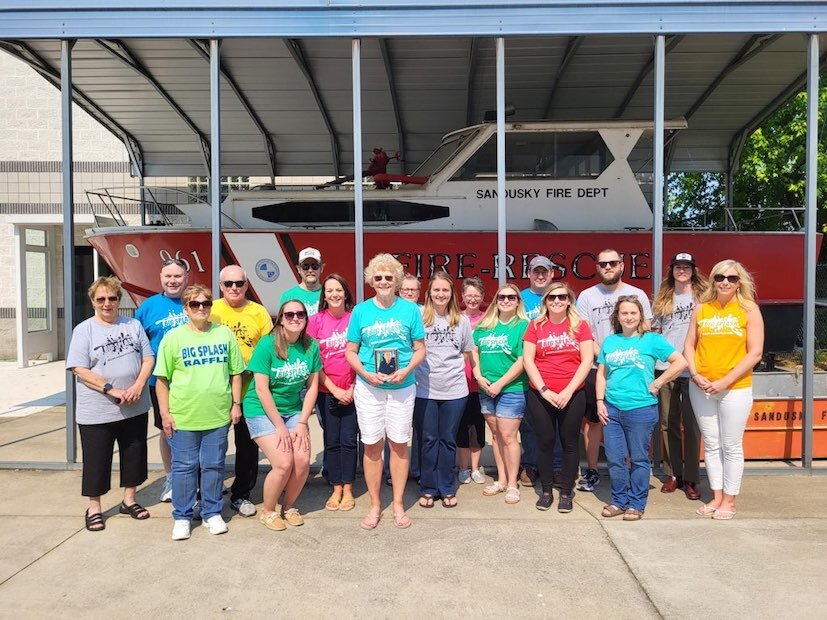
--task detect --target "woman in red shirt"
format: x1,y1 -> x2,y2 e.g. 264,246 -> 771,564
523,282 -> 594,513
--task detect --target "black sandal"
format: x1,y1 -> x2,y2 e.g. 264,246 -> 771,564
85,509 -> 105,531
419,494 -> 435,508
119,502 -> 150,520
442,495 -> 458,508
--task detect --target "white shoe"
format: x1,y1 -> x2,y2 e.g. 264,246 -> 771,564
470,468 -> 486,484
171,519 -> 191,540
202,514 -> 228,535
458,469 -> 472,484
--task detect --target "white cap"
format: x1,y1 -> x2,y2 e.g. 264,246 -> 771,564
298,247 -> 321,263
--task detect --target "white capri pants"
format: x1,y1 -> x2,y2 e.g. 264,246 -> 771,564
688,382 -> 753,496
354,380 -> 416,445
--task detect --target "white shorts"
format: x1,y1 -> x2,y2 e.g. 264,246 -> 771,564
354,380 -> 416,445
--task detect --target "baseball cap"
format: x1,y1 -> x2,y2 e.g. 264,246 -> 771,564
529,255 -> 553,271
298,247 -> 322,263
669,252 -> 695,267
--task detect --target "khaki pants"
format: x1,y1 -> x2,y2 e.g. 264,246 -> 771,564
656,374 -> 700,483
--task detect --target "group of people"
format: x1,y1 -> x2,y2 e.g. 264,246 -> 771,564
67,244 -> 763,538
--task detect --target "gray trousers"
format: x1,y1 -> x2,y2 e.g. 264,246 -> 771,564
656,374 -> 701,483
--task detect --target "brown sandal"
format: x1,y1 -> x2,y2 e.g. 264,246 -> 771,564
601,504 -> 625,518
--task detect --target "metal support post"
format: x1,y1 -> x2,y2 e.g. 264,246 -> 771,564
353,39 -> 365,303
652,35 -> 665,296
496,37 -> 506,287
210,39 -> 221,296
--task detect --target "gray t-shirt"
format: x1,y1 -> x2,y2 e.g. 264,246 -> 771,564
66,316 -> 153,425
415,313 -> 474,400
652,291 -> 695,372
576,281 -> 653,347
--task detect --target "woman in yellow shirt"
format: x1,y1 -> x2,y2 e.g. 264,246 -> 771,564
684,260 -> 764,520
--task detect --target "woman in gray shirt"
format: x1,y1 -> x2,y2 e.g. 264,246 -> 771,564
66,276 -> 154,531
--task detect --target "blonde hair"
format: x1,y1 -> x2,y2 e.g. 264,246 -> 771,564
422,271 -> 461,328
535,282 -> 583,339
653,263 -> 709,317
182,284 -> 212,305
476,283 -> 527,330
364,253 -> 404,286
700,259 -> 757,310
87,276 -> 122,301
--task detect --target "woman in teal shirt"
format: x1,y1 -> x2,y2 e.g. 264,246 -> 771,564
244,300 -> 321,532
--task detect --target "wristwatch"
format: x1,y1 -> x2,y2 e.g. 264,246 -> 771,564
540,386 -> 549,393
102,383 -> 113,394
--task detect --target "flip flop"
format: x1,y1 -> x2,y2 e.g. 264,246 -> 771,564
360,511 -> 382,530
85,509 -> 105,532
338,496 -> 356,512
325,495 -> 341,511
696,504 -> 718,517
118,502 -> 150,520
392,512 -> 412,529
441,495 -> 458,508
419,494 -> 435,508
712,508 -> 736,520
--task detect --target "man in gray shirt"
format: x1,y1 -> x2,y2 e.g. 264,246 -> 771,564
575,248 -> 652,492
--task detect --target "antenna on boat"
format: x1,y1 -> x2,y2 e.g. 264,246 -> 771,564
483,104 -> 515,122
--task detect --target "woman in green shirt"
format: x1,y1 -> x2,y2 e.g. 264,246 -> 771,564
244,300 -> 322,532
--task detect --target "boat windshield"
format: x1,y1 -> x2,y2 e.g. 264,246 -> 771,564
450,130 -> 613,180
413,129 -> 480,178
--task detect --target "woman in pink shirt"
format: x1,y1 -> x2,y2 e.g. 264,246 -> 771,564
457,276 -> 487,485
307,274 -> 357,512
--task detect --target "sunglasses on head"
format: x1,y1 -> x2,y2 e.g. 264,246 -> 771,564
597,260 -> 621,269
95,295 -> 119,303
283,310 -> 308,320
545,293 -> 569,301
497,293 -> 518,302
187,300 -> 212,309
373,275 -> 395,282
713,274 -> 740,284
301,262 -> 320,271
162,258 -> 187,268
223,280 -> 247,288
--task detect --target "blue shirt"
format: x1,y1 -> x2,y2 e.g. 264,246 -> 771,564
521,288 -> 543,321
346,297 -> 426,390
598,332 -> 675,411
135,293 -> 188,386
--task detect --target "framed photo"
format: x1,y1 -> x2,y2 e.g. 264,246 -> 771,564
375,348 -> 399,375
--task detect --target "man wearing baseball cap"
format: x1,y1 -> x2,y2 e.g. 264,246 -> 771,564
279,247 -> 325,317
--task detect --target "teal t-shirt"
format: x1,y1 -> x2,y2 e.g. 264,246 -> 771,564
243,334 -> 322,417
279,286 -> 322,317
473,317 -> 529,393
598,331 -> 676,411
346,297 -> 426,390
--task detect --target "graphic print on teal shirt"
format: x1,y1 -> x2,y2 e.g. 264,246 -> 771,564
598,332 -> 675,411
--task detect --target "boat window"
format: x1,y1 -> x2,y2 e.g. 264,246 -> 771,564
450,131 -> 613,180
413,130 -> 479,178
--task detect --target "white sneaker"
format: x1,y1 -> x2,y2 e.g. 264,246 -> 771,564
171,519 -> 191,540
202,514 -> 229,535
458,469 -> 472,484
471,468 -> 486,484
230,498 -> 257,517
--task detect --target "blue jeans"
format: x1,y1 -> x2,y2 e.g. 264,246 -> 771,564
414,396 -> 467,497
168,424 -> 229,521
603,403 -> 658,512
318,392 -> 358,485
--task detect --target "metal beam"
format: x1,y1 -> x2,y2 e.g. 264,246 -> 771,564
496,37 -> 506,289
353,39 -> 364,304
188,39 -> 277,177
95,38 -> 211,173
465,37 -> 478,127
210,39 -> 221,297
614,35 -> 683,119
653,36 -> 665,298
0,40 -> 145,177
542,36 -> 583,119
285,38 -> 341,178
379,38 -> 406,174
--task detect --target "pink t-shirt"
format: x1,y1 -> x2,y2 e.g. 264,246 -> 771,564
463,311 -> 484,392
523,319 -> 592,393
307,310 -> 356,392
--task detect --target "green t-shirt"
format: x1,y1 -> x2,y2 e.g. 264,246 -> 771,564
154,323 -> 246,431
279,286 -> 322,317
473,318 -> 529,393
243,334 -> 322,417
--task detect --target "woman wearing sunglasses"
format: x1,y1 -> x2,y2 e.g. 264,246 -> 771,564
472,283 -> 530,504
154,285 -> 246,540
66,276 -> 155,532
244,300 -> 322,531
307,274 -> 358,513
346,253 -> 426,529
596,296 -> 687,521
523,283 -> 593,513
684,260 -> 764,520
413,271 -> 474,508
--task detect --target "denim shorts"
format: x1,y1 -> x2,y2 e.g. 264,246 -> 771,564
245,413 -> 301,439
479,391 -> 526,419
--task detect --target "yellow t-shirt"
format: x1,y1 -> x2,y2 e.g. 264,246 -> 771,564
695,299 -> 752,389
210,299 -> 274,394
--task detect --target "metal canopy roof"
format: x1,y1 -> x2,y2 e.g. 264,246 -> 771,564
0,3 -> 825,177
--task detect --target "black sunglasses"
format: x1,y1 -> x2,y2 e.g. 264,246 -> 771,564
162,258 -> 187,268
223,280 -> 247,288
301,262 -> 320,271
373,275 -> 395,282
497,294 -> 518,302
95,295 -> 119,303
597,260 -> 621,269
545,293 -> 569,301
187,300 -> 213,309
713,274 -> 740,284
283,310 -> 308,320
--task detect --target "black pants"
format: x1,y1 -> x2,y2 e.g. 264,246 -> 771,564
456,391 -> 486,449
525,389 -> 586,494
79,412 -> 148,497
230,415 -> 259,502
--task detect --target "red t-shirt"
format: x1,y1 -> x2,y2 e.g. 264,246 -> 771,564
523,319 -> 592,392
